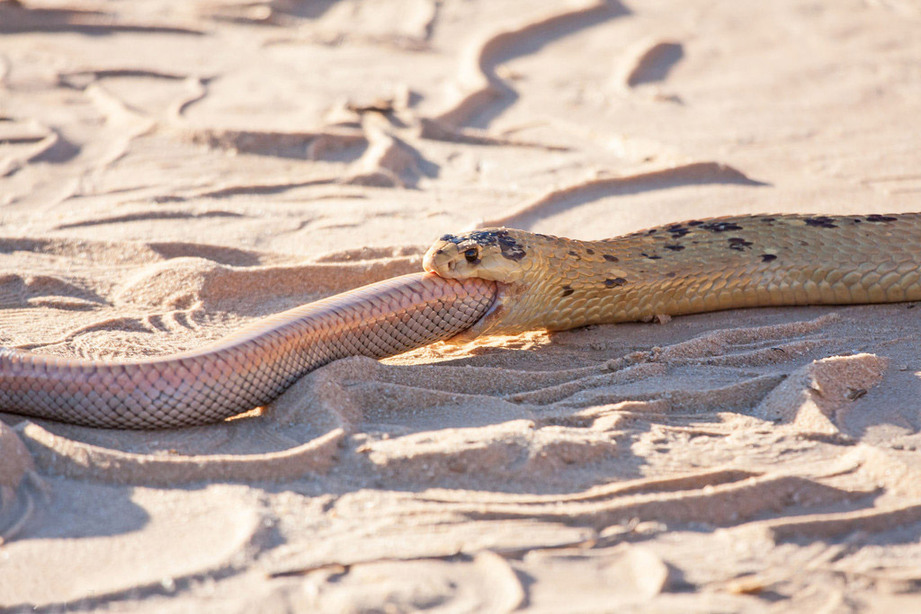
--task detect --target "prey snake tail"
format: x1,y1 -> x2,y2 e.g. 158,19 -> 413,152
2,212 -> 920,429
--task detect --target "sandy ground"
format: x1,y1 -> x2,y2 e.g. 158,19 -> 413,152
2,0 -> 921,611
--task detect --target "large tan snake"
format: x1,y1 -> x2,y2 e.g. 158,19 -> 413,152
1,213 -> 919,429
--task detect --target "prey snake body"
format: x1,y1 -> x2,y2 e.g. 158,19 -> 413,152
0,274 -> 495,428
2,212 -> 919,428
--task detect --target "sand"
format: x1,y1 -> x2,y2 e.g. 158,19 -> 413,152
2,0 -> 921,610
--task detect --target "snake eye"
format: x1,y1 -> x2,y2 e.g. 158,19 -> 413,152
463,247 -> 479,263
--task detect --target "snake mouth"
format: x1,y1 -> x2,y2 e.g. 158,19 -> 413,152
422,253 -> 469,280
422,248 -> 454,277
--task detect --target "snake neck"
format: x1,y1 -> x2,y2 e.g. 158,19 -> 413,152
466,232 -> 632,336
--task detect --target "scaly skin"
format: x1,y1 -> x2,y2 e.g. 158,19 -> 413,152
3,212 -> 920,429
0,273 -> 496,428
423,213 -> 921,336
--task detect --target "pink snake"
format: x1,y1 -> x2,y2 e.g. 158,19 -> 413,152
0,273 -> 496,428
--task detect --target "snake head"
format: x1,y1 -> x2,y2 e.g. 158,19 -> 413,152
423,228 -> 531,283
425,227 -> 597,337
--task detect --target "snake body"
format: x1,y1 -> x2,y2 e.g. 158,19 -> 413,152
424,213 -> 921,337
0,273 -> 495,428
1,212 -> 919,429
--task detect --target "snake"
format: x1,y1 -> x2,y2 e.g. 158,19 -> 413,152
1,212 -> 919,428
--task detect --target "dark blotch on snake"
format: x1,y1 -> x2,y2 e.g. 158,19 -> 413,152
804,216 -> 838,229
702,221 -> 743,233
454,230 -> 526,261
439,230 -> 526,262
561,285 -> 574,297
603,254 -> 619,262
761,254 -> 778,262
728,237 -> 753,251
866,215 -> 898,223
604,277 -> 627,288
664,244 -> 685,251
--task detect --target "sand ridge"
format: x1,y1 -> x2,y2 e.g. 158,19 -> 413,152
3,0 -> 921,610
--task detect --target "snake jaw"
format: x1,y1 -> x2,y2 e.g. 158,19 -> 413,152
422,245 -> 449,275
423,244 -> 481,279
